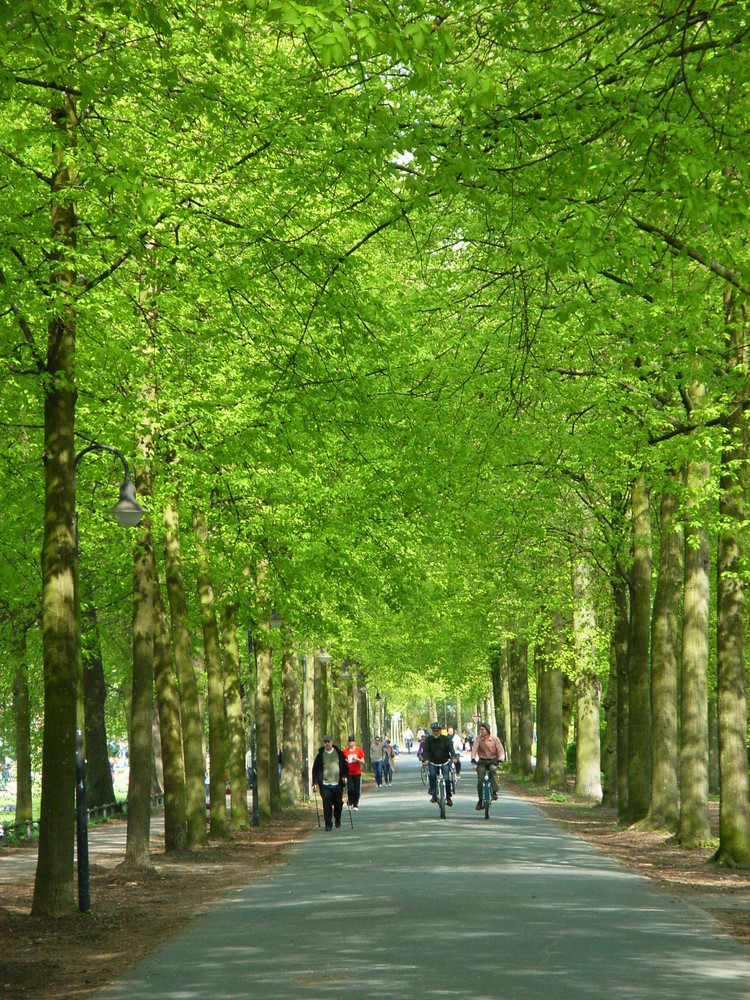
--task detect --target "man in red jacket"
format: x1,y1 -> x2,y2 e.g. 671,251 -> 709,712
343,735 -> 365,810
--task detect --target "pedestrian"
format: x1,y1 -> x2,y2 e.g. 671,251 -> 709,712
382,738 -> 396,785
470,722 -> 505,810
344,735 -> 365,810
422,721 -> 458,806
312,736 -> 349,830
370,735 -> 385,787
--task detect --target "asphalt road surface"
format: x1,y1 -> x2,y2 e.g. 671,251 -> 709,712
91,753 -> 750,999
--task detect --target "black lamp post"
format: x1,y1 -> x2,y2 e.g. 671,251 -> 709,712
73,441 -> 146,913
301,655 -> 309,796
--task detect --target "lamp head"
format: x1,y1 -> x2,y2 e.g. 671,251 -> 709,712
108,475 -> 147,527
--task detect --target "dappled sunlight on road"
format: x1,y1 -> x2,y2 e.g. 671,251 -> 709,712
96,754 -> 750,999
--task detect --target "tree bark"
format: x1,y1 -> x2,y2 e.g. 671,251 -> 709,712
627,471 -> 651,823
571,544 -> 602,802
713,296 -> 750,866
280,636 -> 303,806
32,93 -> 78,917
613,577 -> 630,819
124,513 -> 155,870
534,645 -> 550,786
677,454 -> 712,848
548,617 -> 566,792
254,624 -> 273,822
150,546 -> 186,851
708,697 -> 720,797
163,501 -> 206,849
221,598 -> 247,829
647,481 -> 682,831
193,511 -> 228,840
510,639 -> 533,774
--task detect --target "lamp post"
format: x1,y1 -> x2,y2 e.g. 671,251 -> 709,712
301,655 -> 309,796
73,441 -> 146,913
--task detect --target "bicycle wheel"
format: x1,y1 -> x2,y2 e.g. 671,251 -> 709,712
483,778 -> 491,820
421,766 -> 428,786
438,778 -> 446,819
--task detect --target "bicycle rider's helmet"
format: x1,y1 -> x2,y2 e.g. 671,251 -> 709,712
430,721 -> 441,729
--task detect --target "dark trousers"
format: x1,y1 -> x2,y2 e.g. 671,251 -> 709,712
346,773 -> 362,807
320,783 -> 344,828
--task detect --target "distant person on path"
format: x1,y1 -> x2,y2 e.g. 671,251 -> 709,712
382,739 -> 396,785
370,736 -> 385,787
312,736 -> 349,830
447,726 -> 463,775
422,721 -> 458,807
403,726 -> 414,753
344,735 -> 365,810
471,723 -> 505,810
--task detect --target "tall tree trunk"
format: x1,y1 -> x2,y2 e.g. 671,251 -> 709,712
32,93 -> 78,917
489,648 -> 506,752
193,511 -> 228,840
534,645 -> 550,786
221,598 -> 247,829
677,454 -> 712,848
280,637 -> 303,806
313,653 -> 327,750
708,697 -> 720,796
571,544 -> 602,803
627,471 -> 652,823
12,625 -> 33,825
510,639 -> 533,774
713,296 -> 750,866
163,501 -> 206,849
600,633 -> 618,806
270,694 -> 281,814
647,482 -> 682,831
253,569 -> 273,823
613,577 -> 630,819
124,506 -> 155,870
548,617 -> 566,792
80,576 -> 119,812
501,648 -> 512,764
150,547 -> 186,852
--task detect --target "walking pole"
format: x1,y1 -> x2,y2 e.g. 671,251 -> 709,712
313,786 -> 321,827
347,796 -> 354,829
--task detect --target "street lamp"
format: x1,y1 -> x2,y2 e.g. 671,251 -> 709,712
73,440 -> 146,913
301,655 -> 309,796
318,648 -> 331,664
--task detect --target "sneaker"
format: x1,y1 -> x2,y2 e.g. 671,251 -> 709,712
353,806 -> 359,811
446,798 -> 453,807
325,824 -> 333,830
335,818 -> 341,828
492,793 -> 498,801
430,796 -> 438,803
475,803 -> 483,811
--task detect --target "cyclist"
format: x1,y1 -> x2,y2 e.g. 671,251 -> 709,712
422,721 -> 458,807
403,726 -> 414,753
471,722 -> 505,810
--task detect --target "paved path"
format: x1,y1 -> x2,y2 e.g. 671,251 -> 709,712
91,755 -> 750,999
0,813 -> 164,884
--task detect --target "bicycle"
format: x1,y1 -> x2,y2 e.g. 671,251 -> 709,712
424,762 -> 450,818
473,759 -> 497,820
